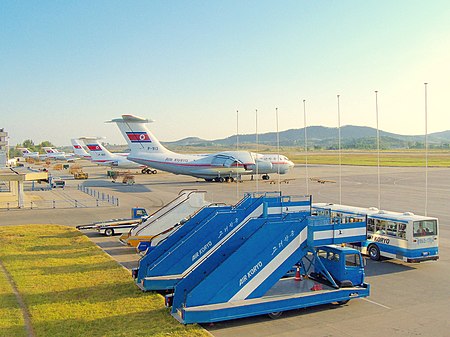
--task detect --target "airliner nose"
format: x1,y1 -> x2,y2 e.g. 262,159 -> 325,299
288,160 -> 295,169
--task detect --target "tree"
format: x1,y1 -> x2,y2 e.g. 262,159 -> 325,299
22,139 -> 36,151
38,141 -> 54,149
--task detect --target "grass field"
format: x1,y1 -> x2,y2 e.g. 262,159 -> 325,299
0,225 -> 209,337
169,146 -> 450,167
286,151 -> 450,167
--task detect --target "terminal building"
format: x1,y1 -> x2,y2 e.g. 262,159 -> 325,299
0,129 -> 48,209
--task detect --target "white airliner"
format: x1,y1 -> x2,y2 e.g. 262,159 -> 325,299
70,139 -> 91,160
79,137 -> 155,173
42,147 -> 77,161
17,148 -> 43,160
108,114 -> 294,182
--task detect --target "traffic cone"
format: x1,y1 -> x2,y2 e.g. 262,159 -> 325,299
294,266 -> 302,281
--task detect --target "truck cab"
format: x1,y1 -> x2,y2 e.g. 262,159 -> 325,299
315,245 -> 365,287
132,207 -> 148,219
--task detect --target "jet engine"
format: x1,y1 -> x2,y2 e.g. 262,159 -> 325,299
247,159 -> 273,174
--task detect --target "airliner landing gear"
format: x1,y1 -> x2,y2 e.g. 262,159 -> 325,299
141,168 -> 157,174
262,174 -> 270,180
206,176 -> 236,183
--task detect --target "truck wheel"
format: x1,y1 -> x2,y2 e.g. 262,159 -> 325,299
337,300 -> 350,305
368,244 -> 380,261
105,228 -> 114,236
268,311 -> 283,319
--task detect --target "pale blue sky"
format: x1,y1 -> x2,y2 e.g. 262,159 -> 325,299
1,1 -> 450,146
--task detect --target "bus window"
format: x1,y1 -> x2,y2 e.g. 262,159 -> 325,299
386,221 -> 398,237
397,223 -> 406,239
375,220 -> 386,235
333,213 -> 343,224
317,249 -> 327,258
345,254 -> 361,267
367,218 -> 375,233
413,220 -> 437,237
318,209 -> 330,217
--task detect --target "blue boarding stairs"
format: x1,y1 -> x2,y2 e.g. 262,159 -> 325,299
133,192 -> 310,291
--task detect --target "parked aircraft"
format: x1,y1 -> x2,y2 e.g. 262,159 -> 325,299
70,139 -> 91,160
42,147 -> 77,161
79,137 -> 155,173
17,148 -> 43,160
108,114 -> 294,182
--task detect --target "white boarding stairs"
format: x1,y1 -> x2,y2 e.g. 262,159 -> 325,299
131,190 -> 209,244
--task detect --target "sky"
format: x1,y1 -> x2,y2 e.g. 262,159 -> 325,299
1,1 -> 450,146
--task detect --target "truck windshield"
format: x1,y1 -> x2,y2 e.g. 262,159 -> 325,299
345,254 -> 361,267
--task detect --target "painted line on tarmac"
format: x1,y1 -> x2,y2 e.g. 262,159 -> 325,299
361,297 -> 391,309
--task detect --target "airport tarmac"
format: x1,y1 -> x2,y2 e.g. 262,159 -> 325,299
1,163 -> 449,336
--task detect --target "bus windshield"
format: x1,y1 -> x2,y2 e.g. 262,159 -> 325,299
413,220 -> 437,237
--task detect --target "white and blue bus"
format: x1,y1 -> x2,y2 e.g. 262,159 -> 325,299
313,203 -> 439,263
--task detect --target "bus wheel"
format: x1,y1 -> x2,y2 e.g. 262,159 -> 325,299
105,228 -> 114,236
268,311 -> 283,319
368,244 -> 380,261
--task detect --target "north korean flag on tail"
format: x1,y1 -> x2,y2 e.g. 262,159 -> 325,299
126,132 -> 152,143
73,145 -> 82,149
87,144 -> 102,151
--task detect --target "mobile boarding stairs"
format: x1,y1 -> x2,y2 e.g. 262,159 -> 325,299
132,192 -> 370,324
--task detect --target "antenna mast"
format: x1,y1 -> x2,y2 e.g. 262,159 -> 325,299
337,94 -> 342,205
303,99 -> 309,195
424,83 -> 428,216
375,91 -> 381,210
276,108 -> 281,192
256,109 -> 259,193
236,110 -> 239,201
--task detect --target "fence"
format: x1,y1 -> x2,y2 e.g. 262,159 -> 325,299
0,185 -> 119,210
77,184 -> 119,206
0,198 -> 113,210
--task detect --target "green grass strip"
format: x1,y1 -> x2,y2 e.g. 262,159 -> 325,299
0,261 -> 27,337
0,225 -> 210,337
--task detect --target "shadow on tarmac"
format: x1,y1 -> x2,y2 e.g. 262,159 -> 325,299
364,258 -> 416,276
80,180 -> 152,193
204,302 -> 348,331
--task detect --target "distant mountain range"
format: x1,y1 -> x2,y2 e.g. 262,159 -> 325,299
163,125 -> 450,149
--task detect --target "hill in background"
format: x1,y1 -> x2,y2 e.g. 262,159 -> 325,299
163,125 -> 450,150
